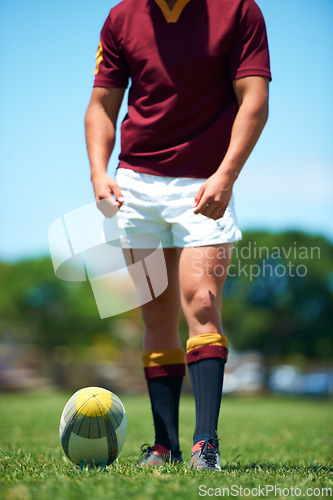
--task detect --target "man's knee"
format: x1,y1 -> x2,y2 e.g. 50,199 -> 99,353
141,297 -> 180,329
182,287 -> 220,323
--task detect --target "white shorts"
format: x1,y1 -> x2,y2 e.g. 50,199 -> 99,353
116,168 -> 242,249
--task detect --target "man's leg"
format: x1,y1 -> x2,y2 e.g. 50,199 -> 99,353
134,248 -> 185,464
178,243 -> 234,470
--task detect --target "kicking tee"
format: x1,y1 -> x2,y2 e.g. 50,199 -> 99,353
93,0 -> 271,178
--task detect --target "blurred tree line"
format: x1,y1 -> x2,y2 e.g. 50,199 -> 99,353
0,232 -> 332,364
220,232 -> 333,361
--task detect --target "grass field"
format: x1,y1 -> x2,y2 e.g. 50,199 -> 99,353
0,392 -> 332,499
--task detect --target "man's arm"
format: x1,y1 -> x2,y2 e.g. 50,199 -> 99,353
193,76 -> 269,220
85,86 -> 126,213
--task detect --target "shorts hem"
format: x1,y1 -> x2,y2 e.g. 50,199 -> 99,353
175,235 -> 242,248
123,234 -> 242,249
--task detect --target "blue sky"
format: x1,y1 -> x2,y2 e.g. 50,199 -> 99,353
0,0 -> 332,261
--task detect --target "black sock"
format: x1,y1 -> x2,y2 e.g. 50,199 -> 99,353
146,375 -> 183,457
188,357 -> 225,445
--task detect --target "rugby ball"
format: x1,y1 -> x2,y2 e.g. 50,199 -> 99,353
60,386 -> 127,467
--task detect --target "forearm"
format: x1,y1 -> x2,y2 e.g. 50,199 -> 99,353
85,87 -> 126,210
85,103 -> 116,181
193,77 -> 269,219
216,99 -> 268,184
216,76 -> 269,186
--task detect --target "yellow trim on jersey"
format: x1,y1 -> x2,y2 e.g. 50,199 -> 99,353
186,333 -> 229,353
142,348 -> 185,368
95,41 -> 103,76
154,0 -> 192,23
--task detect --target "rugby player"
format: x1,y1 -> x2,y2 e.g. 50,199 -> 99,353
85,0 -> 271,470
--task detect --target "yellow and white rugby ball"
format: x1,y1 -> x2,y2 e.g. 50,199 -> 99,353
60,387 -> 127,467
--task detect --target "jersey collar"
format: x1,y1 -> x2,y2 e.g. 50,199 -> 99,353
154,0 -> 192,23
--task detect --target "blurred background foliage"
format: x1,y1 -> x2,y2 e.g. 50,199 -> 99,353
0,231 -> 332,393
222,232 -> 333,360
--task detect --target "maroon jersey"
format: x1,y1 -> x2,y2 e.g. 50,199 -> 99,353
94,0 -> 271,178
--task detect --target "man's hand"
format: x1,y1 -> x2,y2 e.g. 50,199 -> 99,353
91,173 -> 124,218
193,171 -> 233,220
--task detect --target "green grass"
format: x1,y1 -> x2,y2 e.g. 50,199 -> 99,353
0,392 -> 332,499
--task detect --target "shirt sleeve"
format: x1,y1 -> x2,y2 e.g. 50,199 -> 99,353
229,0 -> 272,81
93,12 -> 130,88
